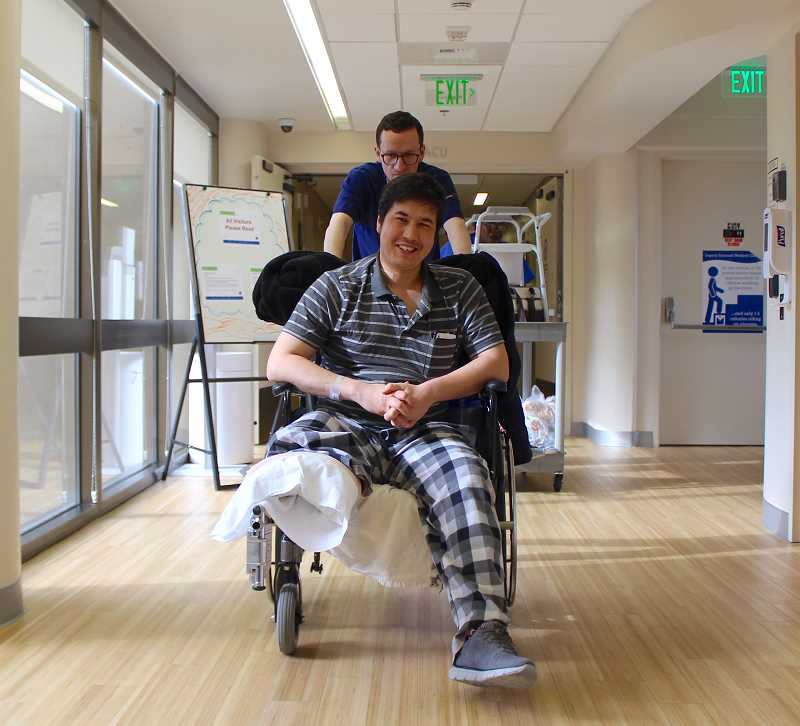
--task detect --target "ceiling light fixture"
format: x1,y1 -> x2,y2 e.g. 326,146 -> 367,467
20,76 -> 63,114
283,0 -> 350,130
473,192 -> 488,206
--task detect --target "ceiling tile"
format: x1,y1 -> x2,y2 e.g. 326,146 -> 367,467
320,13 -> 396,42
317,0 -> 395,13
398,0 -> 524,12
398,13 -> 518,43
401,64 -> 501,130
486,59 -> 591,131
331,43 -> 401,132
516,12 -> 626,43
523,0 -> 650,14
505,41 -> 607,68
111,0 -> 333,130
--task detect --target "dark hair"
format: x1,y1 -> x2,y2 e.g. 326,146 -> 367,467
377,173 -> 446,229
375,110 -> 424,147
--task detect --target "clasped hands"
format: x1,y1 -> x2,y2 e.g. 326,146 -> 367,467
355,380 -> 433,429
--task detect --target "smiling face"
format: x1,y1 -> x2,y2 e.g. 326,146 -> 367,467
376,198 -> 438,275
375,128 -> 425,181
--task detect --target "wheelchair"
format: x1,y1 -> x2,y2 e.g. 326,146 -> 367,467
245,380 -> 519,655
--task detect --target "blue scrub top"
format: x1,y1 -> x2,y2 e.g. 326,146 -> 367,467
332,161 -> 463,261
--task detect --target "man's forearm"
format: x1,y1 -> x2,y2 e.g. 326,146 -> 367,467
267,352 -> 362,403
323,213 -> 353,259
443,217 -> 472,255
419,345 -> 508,405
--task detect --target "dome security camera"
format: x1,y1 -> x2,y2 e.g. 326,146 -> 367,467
278,118 -> 295,133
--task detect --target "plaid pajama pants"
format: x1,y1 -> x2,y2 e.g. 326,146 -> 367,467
267,408 -> 509,635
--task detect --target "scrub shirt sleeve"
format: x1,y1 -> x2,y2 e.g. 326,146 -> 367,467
438,171 -> 464,224
332,167 -> 370,224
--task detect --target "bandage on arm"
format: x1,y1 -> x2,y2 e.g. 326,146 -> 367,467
267,333 -> 357,402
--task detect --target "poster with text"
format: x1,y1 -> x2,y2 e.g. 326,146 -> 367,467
701,250 -> 763,333
186,185 -> 290,343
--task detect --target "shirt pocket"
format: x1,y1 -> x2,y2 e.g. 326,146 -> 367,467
426,327 -> 460,378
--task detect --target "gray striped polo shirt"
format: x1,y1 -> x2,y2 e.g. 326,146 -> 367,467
282,255 -> 504,427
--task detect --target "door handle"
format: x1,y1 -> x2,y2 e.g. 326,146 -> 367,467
662,297 -> 765,332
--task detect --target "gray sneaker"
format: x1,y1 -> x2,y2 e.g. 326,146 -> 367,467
449,621 -> 536,688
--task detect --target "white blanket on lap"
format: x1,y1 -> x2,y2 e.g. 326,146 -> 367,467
211,451 -> 434,588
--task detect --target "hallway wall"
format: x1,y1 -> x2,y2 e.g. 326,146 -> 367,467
1,0 -> 22,624
763,26 -> 799,541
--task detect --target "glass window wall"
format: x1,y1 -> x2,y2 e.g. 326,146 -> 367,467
18,0 -> 83,530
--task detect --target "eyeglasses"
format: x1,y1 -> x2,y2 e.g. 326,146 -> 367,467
379,151 -> 421,167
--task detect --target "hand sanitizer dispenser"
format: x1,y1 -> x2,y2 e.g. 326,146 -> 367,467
763,207 -> 792,305
763,207 -> 792,276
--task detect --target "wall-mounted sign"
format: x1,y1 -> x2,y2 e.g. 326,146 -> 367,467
722,66 -> 766,97
701,250 -> 763,333
421,74 -> 482,108
723,222 -> 744,247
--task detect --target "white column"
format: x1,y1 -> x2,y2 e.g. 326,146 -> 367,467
763,27 -> 800,541
1,0 -> 22,623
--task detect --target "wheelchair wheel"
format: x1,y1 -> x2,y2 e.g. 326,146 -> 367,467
502,435 -> 518,607
276,584 -> 300,655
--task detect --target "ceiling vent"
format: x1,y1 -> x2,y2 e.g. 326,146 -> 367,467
450,1 -> 473,9
446,26 -> 470,42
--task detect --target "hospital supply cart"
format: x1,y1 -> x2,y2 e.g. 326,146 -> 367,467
514,321 -> 567,492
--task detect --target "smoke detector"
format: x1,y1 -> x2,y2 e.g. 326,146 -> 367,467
450,1 -> 473,9
446,26 -> 471,42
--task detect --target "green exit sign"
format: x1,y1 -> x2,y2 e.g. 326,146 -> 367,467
435,78 -> 476,106
723,66 -> 766,97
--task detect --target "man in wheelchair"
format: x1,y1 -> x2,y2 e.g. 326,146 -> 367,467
265,173 -> 535,688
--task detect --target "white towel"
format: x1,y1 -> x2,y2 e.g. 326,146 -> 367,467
211,451 -> 434,588
210,451 -> 360,552
331,484 -> 434,588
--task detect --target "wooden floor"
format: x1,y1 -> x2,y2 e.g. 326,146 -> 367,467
2,439 -> 799,725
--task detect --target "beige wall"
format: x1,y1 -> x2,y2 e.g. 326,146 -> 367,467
218,118 -> 270,188
763,27 -> 799,539
556,0 -> 797,165
571,152 -> 640,433
1,0 -> 22,622
266,130 -> 560,175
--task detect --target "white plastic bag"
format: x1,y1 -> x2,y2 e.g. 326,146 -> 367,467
522,385 -> 556,450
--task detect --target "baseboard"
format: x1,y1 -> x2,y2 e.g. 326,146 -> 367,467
0,578 -> 22,626
571,421 -> 654,448
762,499 -> 790,541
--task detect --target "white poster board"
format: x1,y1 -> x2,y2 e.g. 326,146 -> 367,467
185,184 -> 290,343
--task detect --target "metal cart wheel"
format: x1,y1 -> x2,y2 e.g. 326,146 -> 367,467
276,584 -> 300,655
503,436 -> 518,607
553,472 -> 563,492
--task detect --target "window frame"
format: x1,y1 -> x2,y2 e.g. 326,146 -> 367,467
20,0 -> 219,559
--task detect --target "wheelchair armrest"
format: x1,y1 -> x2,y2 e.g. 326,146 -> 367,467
482,379 -> 507,394
271,382 -> 295,397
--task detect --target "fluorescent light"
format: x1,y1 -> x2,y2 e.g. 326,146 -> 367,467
101,198 -> 119,208
283,0 -> 350,130
20,77 -> 63,114
473,192 -> 488,206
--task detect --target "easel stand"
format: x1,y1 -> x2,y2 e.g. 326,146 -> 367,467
162,313 -> 269,491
